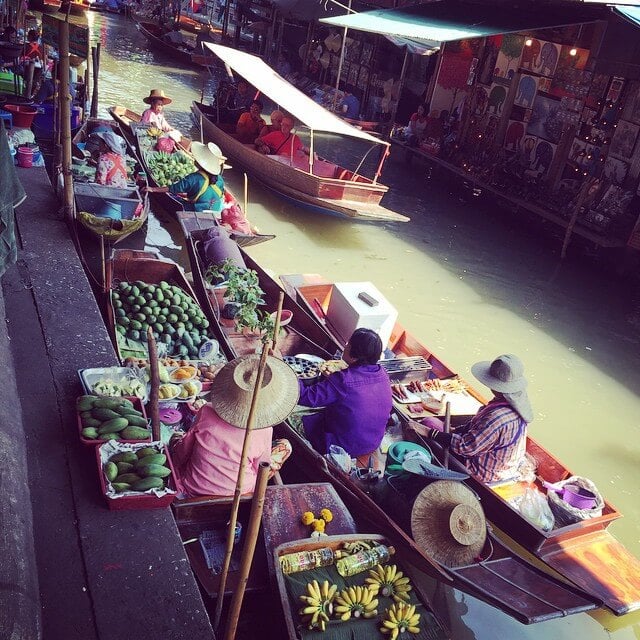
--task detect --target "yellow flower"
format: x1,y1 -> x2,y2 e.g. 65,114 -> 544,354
312,519 -> 326,533
319,508 -> 333,523
301,511 -> 315,525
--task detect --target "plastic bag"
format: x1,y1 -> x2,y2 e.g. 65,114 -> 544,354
326,445 -> 354,473
515,488 -> 555,531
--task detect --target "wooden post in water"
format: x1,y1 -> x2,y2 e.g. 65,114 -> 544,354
90,43 -> 100,118
223,461 -> 270,640
147,327 -> 161,441
213,342 -> 271,631
59,17 -> 74,223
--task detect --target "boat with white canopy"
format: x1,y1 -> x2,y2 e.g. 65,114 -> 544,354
191,43 -> 409,223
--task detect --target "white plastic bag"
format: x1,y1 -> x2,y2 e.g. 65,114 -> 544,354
326,445 -> 354,473
515,488 -> 555,531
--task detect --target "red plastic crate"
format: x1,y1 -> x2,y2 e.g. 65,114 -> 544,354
96,441 -> 178,511
77,396 -> 152,446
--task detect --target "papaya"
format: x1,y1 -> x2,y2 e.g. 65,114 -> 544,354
139,464 -> 172,478
121,426 -> 151,440
98,417 -> 129,434
135,453 -> 167,468
125,415 -> 148,428
81,417 -> 102,429
112,483 -> 131,493
110,451 -> 138,464
81,427 -> 99,439
99,433 -> 120,441
92,408 -> 122,421
131,477 -> 164,491
116,461 -> 135,474
114,473 -> 142,485
136,446 -> 160,458
104,462 -> 118,482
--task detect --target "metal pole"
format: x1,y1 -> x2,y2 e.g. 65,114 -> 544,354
332,0 -> 352,113
59,18 -> 74,223
308,129 -> 313,175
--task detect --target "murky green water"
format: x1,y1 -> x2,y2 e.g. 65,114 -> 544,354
87,12 -> 640,638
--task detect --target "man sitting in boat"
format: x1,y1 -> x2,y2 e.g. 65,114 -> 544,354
297,328 -> 393,468
170,355 -> 297,498
254,115 -> 309,158
92,130 -> 129,188
339,90 -> 361,121
258,109 -> 283,137
235,99 -> 265,144
140,89 -> 174,132
146,142 -> 229,213
420,354 -> 533,484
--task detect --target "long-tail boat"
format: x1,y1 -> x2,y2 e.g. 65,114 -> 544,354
180,248 -> 602,622
191,44 -> 409,223
280,273 -> 640,616
108,105 -> 275,246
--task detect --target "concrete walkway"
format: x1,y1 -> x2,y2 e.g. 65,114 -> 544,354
0,167 -> 215,639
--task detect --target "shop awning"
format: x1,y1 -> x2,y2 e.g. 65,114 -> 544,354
204,43 -> 387,145
320,1 -> 600,45
613,4 -> 640,27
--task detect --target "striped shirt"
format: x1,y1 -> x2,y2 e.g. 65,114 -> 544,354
451,400 -> 527,483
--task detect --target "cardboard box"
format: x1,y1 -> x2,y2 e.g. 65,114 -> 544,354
325,282 -> 398,349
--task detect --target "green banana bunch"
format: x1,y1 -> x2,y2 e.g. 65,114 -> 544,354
299,579 -> 337,632
334,585 -> 378,621
380,602 -> 421,640
365,564 -> 412,602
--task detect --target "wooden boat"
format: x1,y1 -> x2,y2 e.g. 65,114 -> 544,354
108,105 -> 275,247
190,44 -> 408,223
280,273 -> 640,616
134,20 -> 217,68
181,251 -> 602,622
104,248 -> 233,363
30,0 -> 62,13
71,118 -> 149,244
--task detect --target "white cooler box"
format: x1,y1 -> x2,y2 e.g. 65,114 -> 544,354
326,282 -> 398,349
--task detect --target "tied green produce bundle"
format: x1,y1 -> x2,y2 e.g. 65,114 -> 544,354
146,151 -> 196,187
112,279 -> 211,359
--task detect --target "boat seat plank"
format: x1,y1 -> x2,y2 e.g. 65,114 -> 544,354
541,530 -> 640,615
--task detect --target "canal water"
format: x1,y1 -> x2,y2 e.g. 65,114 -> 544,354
86,12 -> 640,639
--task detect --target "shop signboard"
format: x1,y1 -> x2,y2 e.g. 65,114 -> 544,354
41,14 -> 89,59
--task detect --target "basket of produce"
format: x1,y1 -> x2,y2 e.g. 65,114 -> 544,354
97,440 -> 177,510
77,395 -> 152,446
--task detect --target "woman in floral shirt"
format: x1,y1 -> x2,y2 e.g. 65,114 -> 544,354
93,131 -> 129,188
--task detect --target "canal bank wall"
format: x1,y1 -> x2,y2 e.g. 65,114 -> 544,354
0,167 -> 215,639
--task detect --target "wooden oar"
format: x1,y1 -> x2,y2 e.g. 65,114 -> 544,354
223,461 -> 270,640
213,341 -> 271,630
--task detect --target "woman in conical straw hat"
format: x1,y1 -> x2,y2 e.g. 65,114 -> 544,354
419,354 -> 534,483
140,88 -> 174,132
146,141 -> 232,214
169,354 -> 299,498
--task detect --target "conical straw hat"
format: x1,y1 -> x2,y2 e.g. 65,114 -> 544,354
209,354 -> 299,429
411,480 -> 486,567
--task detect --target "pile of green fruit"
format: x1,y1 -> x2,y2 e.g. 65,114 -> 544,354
146,151 -> 196,186
78,395 -> 151,441
103,446 -> 172,493
112,279 -> 211,358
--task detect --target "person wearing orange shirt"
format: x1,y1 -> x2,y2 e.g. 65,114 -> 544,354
236,99 -> 265,144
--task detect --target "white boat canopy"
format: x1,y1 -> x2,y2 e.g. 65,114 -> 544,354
203,43 -> 388,146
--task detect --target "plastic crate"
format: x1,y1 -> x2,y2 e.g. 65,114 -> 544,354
96,441 -> 177,511
77,395 -> 151,446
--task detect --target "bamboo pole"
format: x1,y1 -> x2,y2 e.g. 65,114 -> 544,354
59,18 -> 74,223
147,327 -> 161,441
100,236 -> 106,291
272,291 -> 284,348
223,461 -> 270,640
443,401 -> 451,469
213,342 -> 271,630
90,44 -> 100,118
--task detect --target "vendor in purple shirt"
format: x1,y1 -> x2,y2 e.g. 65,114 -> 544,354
298,328 -> 392,462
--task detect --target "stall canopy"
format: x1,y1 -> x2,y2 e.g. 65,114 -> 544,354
320,1 -> 601,47
613,4 -> 640,27
204,43 -> 387,145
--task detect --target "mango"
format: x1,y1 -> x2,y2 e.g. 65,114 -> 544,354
135,453 -> 166,468
116,462 -> 135,474
81,427 -> 99,439
98,418 -> 129,434
109,451 -> 138,464
99,433 -> 120,441
121,426 -> 151,441
125,415 -> 148,428
104,462 -> 118,482
92,408 -> 122,421
136,446 -> 159,458
81,417 -> 102,429
112,483 -> 131,493
114,473 -> 141,485
131,477 -> 164,491
139,464 -> 171,478
76,395 -> 96,411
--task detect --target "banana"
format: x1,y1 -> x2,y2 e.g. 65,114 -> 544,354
380,602 -> 421,638
299,580 -> 336,632
333,585 -> 378,621
365,564 -> 413,602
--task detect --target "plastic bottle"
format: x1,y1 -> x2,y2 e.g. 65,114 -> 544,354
279,547 -> 336,575
335,544 -> 396,577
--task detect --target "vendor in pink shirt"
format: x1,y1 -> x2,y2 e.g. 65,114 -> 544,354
254,115 -> 309,158
169,354 -> 299,498
140,89 -> 174,133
